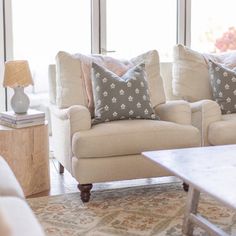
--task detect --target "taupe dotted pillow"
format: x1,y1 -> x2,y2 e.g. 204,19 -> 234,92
91,62 -> 159,124
209,59 -> 236,114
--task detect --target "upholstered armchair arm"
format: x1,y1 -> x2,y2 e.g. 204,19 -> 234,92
190,99 -> 222,146
50,104 -> 91,172
154,100 -> 191,125
50,104 -> 91,134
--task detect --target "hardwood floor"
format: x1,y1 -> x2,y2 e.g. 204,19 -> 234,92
27,158 -> 180,199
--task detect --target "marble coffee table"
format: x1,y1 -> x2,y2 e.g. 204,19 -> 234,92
143,144 -> 236,236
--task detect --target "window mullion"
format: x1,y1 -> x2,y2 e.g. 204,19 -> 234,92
177,0 -> 186,45
3,0 -> 13,60
177,0 -> 191,46
91,0 -> 101,54
100,0 -> 106,55
185,0 -> 191,47
1,0 -> 13,111
0,0 -> 6,111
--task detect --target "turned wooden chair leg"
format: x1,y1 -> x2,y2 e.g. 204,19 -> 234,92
59,162 -> 64,174
183,182 -> 189,192
78,184 -> 93,203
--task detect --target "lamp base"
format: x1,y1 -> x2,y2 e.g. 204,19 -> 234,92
11,87 -> 30,114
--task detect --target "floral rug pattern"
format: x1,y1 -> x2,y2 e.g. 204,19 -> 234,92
28,183 -> 236,236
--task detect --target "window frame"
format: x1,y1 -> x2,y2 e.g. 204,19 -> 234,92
1,0 -> 13,111
177,0 -> 191,46
0,0 -> 5,111
99,0 -> 185,56
1,0 -> 190,111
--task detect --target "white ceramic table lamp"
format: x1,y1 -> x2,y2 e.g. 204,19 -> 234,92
3,60 -> 33,114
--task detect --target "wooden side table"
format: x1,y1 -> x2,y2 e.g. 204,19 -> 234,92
0,123 -> 50,196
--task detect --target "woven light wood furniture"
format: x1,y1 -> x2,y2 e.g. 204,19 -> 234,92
143,145 -> 236,236
0,123 -> 50,196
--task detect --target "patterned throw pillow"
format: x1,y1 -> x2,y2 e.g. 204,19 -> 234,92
209,59 -> 236,114
91,62 -> 159,124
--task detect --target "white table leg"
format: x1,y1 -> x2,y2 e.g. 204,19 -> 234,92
183,185 -> 200,235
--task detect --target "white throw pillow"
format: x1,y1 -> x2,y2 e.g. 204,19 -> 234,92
55,51 -> 88,109
172,44 -> 213,102
172,44 -> 236,102
131,50 -> 166,108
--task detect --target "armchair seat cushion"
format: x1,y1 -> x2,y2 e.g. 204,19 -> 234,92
72,119 -> 200,158
208,113 -> 236,145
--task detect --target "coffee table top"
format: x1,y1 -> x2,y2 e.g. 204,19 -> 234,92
143,144 -> 236,210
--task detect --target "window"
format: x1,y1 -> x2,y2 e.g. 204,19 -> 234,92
11,0 -> 91,94
104,0 -> 177,61
191,0 -> 236,53
2,0 -> 234,111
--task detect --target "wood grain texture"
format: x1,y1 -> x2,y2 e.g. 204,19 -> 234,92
0,124 -> 50,196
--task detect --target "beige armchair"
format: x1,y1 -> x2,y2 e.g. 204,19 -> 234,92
172,44 -> 236,146
49,50 -> 200,202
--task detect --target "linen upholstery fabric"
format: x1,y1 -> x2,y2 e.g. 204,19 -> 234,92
48,64 -> 56,104
172,44 -> 213,101
50,104 -> 91,173
0,157 -> 24,198
160,62 -> 181,100
208,113 -> 236,145
91,62 -> 158,124
173,44 -> 236,102
0,197 -> 45,236
172,44 -> 236,146
71,154 -> 171,184
72,119 -> 200,158
209,60 -> 236,114
131,50 -> 166,107
190,100 -> 222,146
55,51 -> 88,108
50,98 -> 197,172
50,104 -> 91,133
154,100 -> 191,125
55,50 -> 166,111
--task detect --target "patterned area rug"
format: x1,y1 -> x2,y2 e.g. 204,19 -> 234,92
28,182 -> 236,236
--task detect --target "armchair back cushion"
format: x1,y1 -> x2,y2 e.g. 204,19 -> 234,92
55,51 -> 88,108
55,50 -> 166,110
172,44 -> 213,102
172,44 -> 236,103
48,64 -> 56,105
